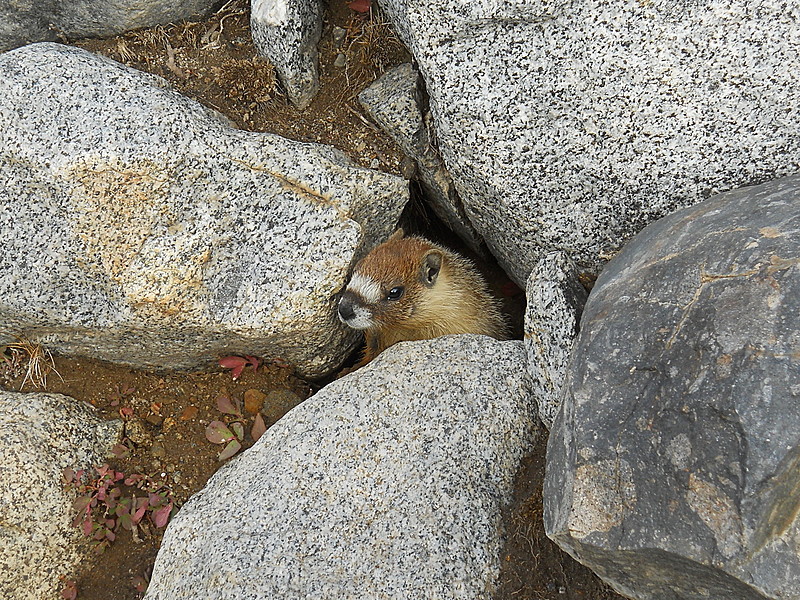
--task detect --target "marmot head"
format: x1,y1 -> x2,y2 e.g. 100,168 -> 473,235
337,230 -> 444,333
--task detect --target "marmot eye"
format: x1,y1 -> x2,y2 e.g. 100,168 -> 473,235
386,286 -> 405,300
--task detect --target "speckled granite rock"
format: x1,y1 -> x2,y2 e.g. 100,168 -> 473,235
144,335 -> 539,600
0,392 -> 123,600
378,0 -> 800,284
251,0 -> 322,108
544,175 -> 800,599
358,63 -> 483,254
0,43 -> 408,378
0,0 -> 218,52
524,251 -> 587,429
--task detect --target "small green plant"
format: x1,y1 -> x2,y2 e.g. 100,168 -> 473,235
63,465 -> 174,553
205,393 -> 267,460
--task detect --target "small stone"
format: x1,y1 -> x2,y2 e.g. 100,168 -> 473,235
400,156 -> 416,179
261,389 -> 303,425
180,406 -> 198,421
244,389 -> 267,414
333,53 -> 347,68
332,26 -> 346,46
151,441 -> 166,458
251,0 -> 322,108
125,418 -> 153,446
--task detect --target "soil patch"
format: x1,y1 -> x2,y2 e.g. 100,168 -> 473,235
498,437 -> 624,599
4,352 -> 312,600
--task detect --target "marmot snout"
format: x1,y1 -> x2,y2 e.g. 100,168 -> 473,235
338,229 -> 509,366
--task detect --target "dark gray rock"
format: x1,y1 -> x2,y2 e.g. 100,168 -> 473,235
377,0 -> 800,285
145,335 -> 539,600
0,0 -> 219,52
250,0 -> 322,108
524,251 -> 587,429
545,175 -> 800,599
358,63 -> 483,254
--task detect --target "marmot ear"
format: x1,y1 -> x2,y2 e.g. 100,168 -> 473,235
388,228 -> 405,242
420,250 -> 442,287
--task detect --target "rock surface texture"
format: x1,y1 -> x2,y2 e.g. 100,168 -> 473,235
0,43 -> 408,378
524,251 -> 587,429
378,0 -> 800,284
545,176 -> 800,599
0,392 -> 123,600
358,63 -> 483,254
144,335 -> 539,600
0,0 -> 218,52
251,0 -> 322,108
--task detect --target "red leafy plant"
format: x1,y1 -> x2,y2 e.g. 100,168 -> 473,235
205,393 -> 268,460
108,383 -> 135,406
348,0 -> 372,13
131,573 -> 149,593
63,465 -> 174,553
59,576 -> 78,600
218,355 -> 260,380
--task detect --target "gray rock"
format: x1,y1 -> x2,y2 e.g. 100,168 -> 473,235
0,0 -> 219,52
145,335 -> 540,599
250,0 -> 322,109
358,63 -> 483,254
524,251 -> 587,429
377,0 -> 800,285
0,43 -> 408,378
0,391 -> 123,600
544,175 -> 800,599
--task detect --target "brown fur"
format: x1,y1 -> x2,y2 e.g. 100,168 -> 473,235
338,230 -> 509,366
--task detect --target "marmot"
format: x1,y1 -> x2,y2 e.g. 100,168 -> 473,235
338,229 -> 509,366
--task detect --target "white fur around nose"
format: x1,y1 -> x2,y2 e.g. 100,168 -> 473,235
347,272 -> 382,304
340,305 -> 375,330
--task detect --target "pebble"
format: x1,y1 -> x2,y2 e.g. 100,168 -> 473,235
332,26 -> 346,47
151,441 -> 166,458
125,418 -> 153,446
244,389 -> 267,414
262,388 -> 304,425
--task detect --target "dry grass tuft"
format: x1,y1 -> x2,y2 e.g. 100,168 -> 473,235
1,334 -> 62,389
342,6 -> 407,99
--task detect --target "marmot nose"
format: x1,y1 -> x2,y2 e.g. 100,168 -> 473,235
338,297 -> 355,322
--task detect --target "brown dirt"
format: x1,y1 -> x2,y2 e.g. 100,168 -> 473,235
4,351 -> 312,600
499,438 -> 624,599
2,1 -> 625,599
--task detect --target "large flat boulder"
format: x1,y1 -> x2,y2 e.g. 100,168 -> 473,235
145,335 -> 539,599
0,43 -> 408,378
378,0 -> 800,284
